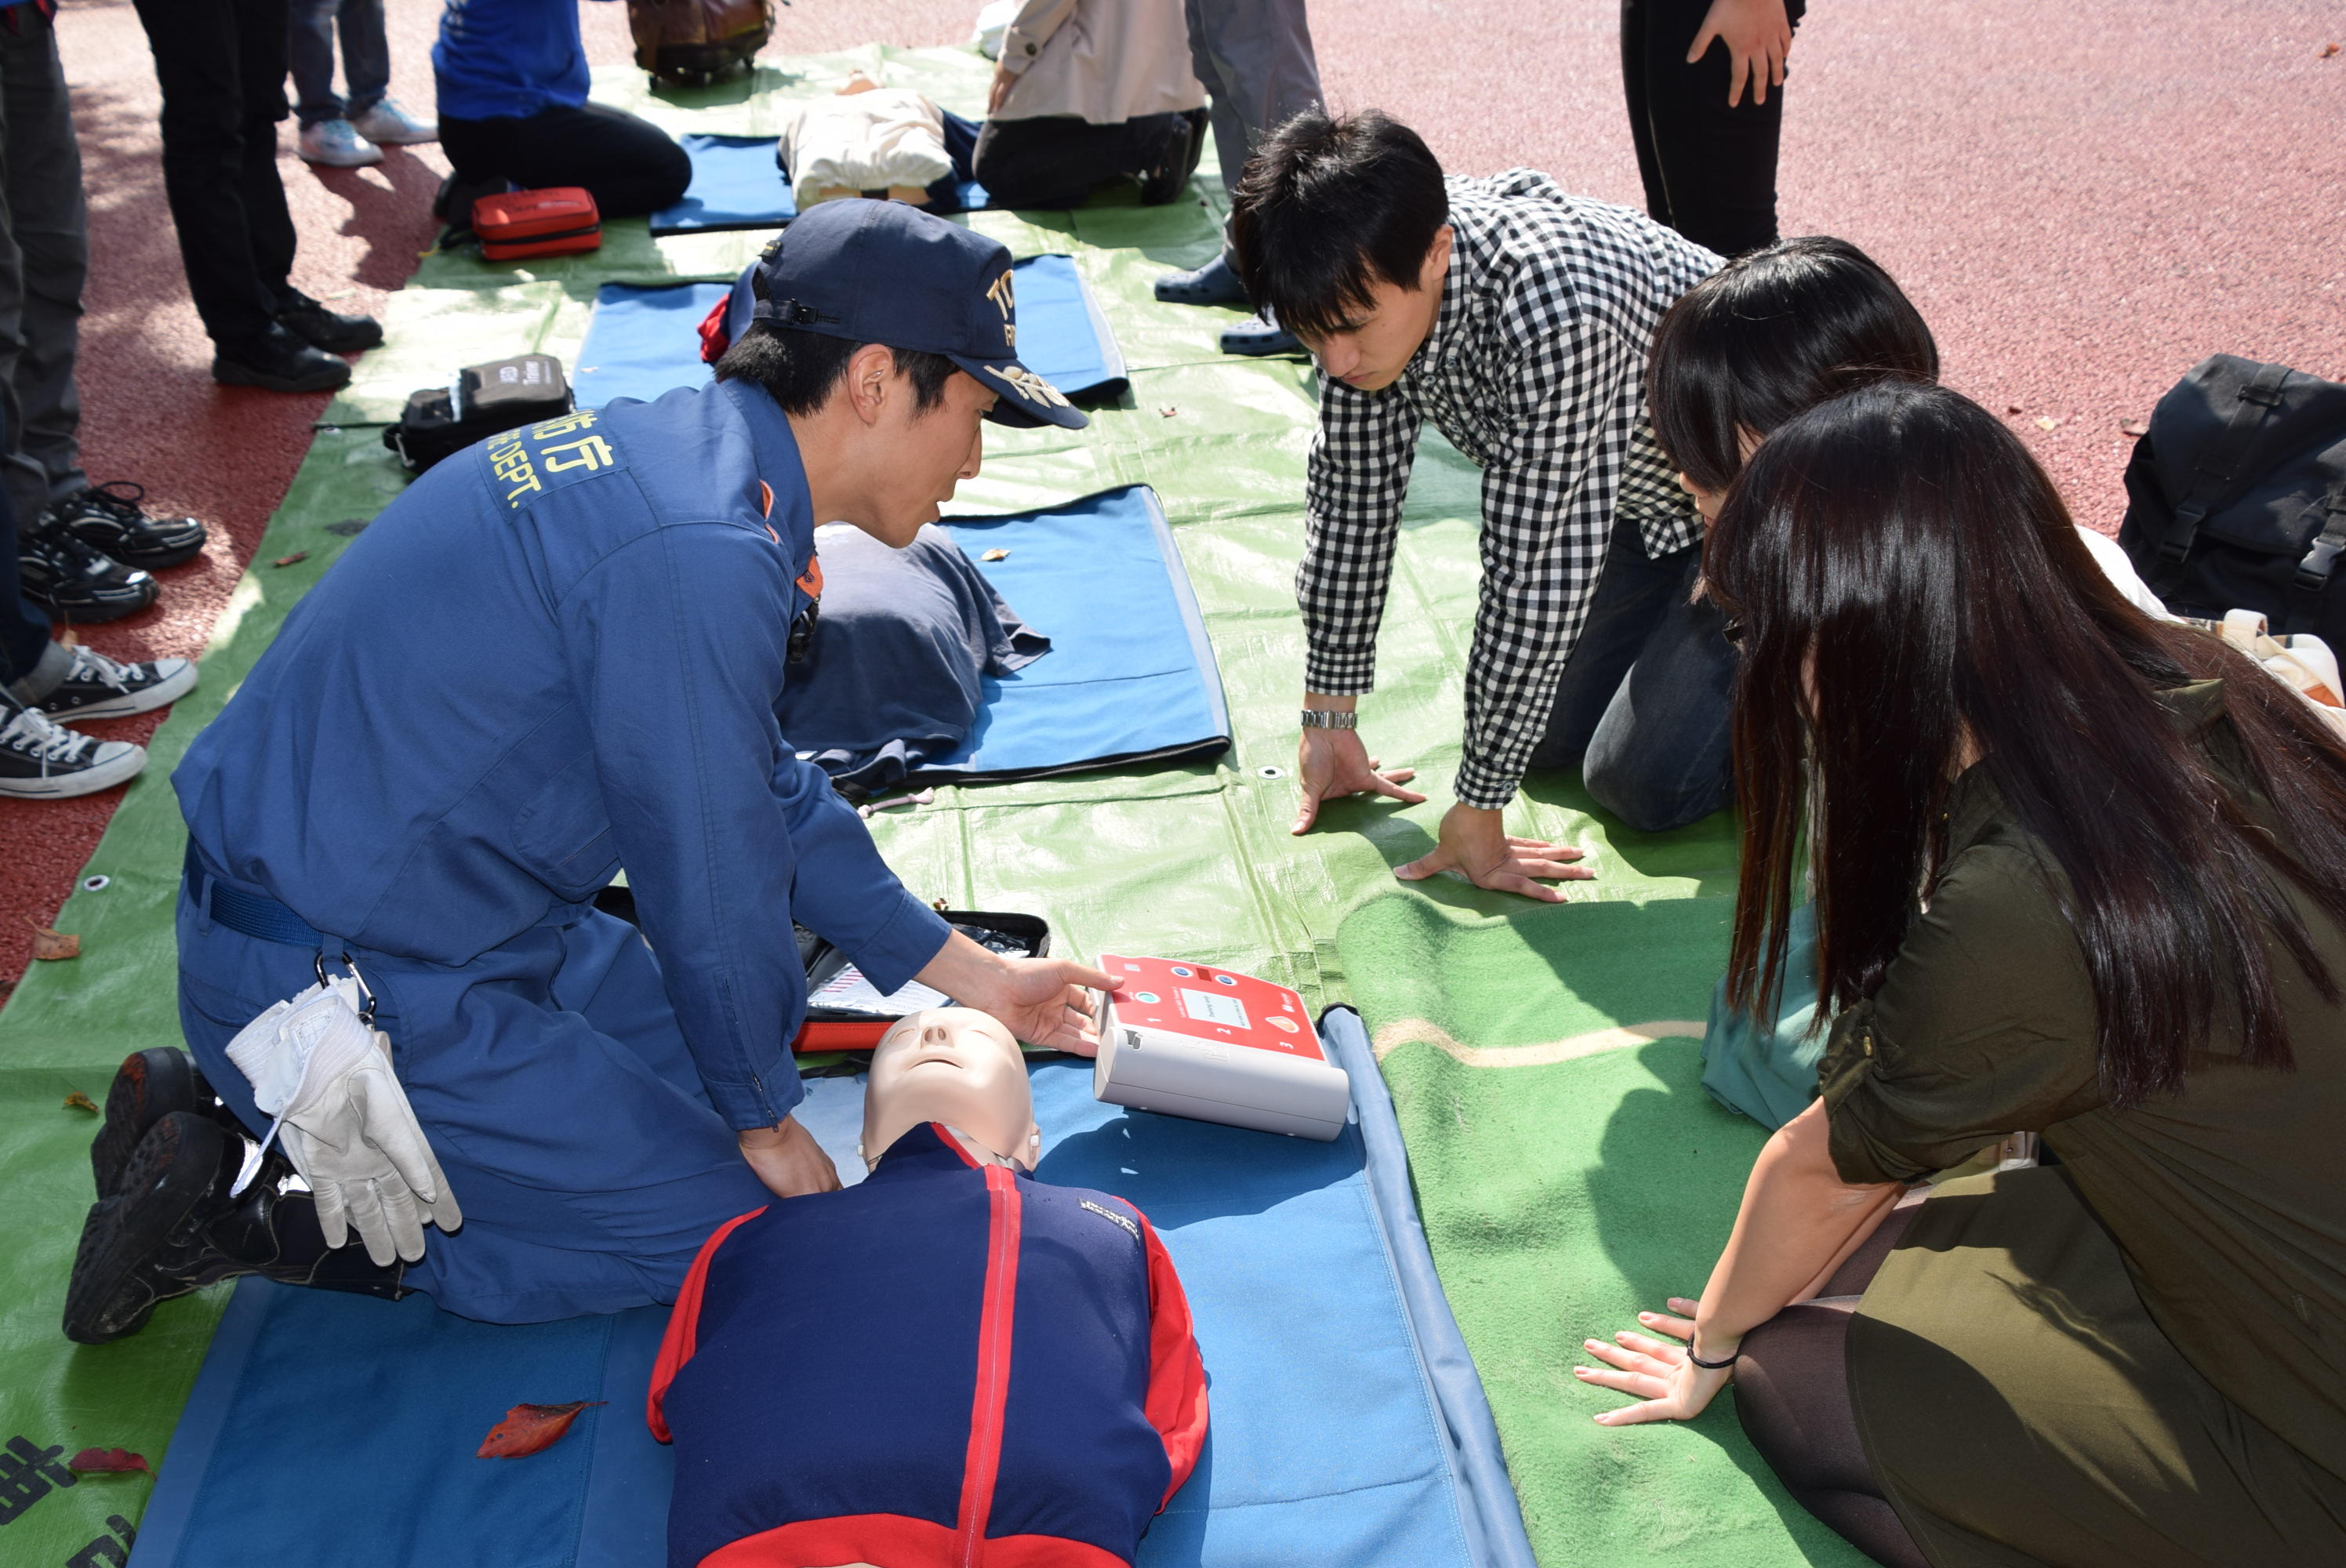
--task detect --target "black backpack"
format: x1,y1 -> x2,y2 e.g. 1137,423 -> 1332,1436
2118,354 -> 2346,639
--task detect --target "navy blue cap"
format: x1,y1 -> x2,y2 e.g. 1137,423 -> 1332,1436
751,199 -> 1088,430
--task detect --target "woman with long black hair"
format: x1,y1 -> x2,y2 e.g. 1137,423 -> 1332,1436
1574,381 -> 2346,1566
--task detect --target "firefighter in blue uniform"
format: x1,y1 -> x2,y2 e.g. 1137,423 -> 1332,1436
64,201 -> 1113,1339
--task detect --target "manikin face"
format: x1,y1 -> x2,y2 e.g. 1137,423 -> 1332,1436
857,365 -> 994,548
1294,226 -> 1454,394
862,1007 -> 1040,1171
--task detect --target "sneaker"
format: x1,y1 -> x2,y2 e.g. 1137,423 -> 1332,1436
0,700 -> 145,798
276,290 -> 383,355
1220,313 -> 1302,357
212,323 -> 352,394
33,644 -> 199,723
17,519 -> 156,622
45,481 -> 208,571
296,118 -> 383,168
350,97 -> 436,146
1154,252 -> 1251,307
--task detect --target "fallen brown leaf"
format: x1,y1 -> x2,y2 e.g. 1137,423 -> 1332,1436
2121,420 -> 2150,437
1158,406 -> 1178,418
68,1449 -> 148,1473
2035,416 -> 2060,430
272,551 -> 310,568
982,549 -> 1009,562
28,922 -> 79,961
64,1092 -> 98,1113
478,1401 -> 605,1458
2322,41 -> 2340,57
2006,404 -> 2024,415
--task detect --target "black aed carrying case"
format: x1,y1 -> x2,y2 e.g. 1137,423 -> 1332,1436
383,353 -> 574,473
795,912 -> 1051,1052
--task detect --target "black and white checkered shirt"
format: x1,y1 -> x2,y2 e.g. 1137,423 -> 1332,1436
1300,171 -> 1720,810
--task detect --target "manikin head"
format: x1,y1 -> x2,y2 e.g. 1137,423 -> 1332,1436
860,1007 -> 1040,1171
1229,108 -> 1454,394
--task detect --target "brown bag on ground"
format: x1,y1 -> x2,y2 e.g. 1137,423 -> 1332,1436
626,0 -> 774,87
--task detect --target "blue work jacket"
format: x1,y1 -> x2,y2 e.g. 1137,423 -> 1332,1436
174,379 -> 952,1131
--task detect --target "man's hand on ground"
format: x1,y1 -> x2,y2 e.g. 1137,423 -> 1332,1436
1688,0 -> 1793,106
738,1114 -> 842,1199
1394,802 -> 1594,902
918,931 -> 1117,1058
1293,726 -> 1425,834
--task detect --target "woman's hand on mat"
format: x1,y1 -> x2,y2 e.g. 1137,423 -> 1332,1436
923,931 -> 1117,1057
739,1115 -> 843,1198
1688,0 -> 1793,107
1292,728 -> 1425,833
987,63 -> 1016,114
1393,804 -> 1592,902
1577,1296 -> 1736,1425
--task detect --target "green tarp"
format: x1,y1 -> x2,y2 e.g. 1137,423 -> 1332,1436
0,45 -> 1860,1567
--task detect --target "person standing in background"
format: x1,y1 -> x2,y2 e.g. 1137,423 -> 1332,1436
1151,0 -> 1322,358
1622,0 -> 1800,257
129,0 -> 387,393
288,0 -> 437,169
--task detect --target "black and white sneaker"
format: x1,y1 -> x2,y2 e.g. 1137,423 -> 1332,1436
44,482 -> 209,572
0,699 -> 146,797
33,644 -> 198,723
17,520 -> 155,623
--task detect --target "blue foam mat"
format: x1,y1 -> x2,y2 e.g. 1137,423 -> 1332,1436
572,256 -> 1123,414
132,1013 -> 1533,1568
922,483 -> 1224,780
648,133 -> 989,236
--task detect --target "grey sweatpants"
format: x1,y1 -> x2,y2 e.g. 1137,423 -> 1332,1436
1183,0 -> 1322,201
0,9 -> 88,531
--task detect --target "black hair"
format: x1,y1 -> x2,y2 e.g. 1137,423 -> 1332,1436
1228,108 -> 1450,344
1647,236 -> 1937,495
714,319 -> 958,417
1709,381 -> 2346,1109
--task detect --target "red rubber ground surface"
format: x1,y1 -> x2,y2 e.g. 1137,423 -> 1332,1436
2,0 -> 2340,988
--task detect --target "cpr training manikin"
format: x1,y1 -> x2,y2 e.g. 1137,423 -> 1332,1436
648,1008 -> 1209,1568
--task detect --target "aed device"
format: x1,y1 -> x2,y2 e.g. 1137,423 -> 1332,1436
1091,955 -> 1351,1142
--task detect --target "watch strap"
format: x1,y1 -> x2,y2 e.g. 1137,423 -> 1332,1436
1299,709 -> 1358,731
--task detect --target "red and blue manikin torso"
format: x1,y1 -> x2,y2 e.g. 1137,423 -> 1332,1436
648,1123 -> 1208,1567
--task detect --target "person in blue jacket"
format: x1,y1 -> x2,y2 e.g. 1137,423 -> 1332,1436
64,199 -> 1110,1340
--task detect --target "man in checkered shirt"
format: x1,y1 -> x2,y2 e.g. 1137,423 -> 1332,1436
1231,109 -> 1727,901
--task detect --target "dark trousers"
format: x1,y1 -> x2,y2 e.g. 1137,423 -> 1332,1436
440,103 -> 692,221
0,6 -> 89,528
971,111 -> 1193,210
130,0 -> 300,354
1621,0 -> 1806,259
1531,511 -> 1738,833
0,403 -> 60,691
288,0 -> 390,128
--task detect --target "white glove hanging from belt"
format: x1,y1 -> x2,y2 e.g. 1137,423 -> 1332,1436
225,953 -> 462,1268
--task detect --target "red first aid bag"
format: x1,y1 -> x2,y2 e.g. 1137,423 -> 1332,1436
471,187 -> 602,262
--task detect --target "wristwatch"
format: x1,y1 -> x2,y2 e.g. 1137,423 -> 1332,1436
1298,709 -> 1358,731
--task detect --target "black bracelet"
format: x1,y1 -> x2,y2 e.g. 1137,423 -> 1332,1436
1687,1340 -> 1741,1370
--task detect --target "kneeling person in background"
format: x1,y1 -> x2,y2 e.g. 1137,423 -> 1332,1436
973,0 -> 1208,209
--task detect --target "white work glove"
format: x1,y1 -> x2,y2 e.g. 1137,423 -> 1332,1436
225,973 -> 462,1268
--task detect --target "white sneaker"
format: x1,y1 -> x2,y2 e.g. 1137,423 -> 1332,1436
350,98 -> 437,147
0,702 -> 145,799
297,119 -> 383,168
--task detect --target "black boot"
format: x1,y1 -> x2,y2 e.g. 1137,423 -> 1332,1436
211,324 -> 353,394
1139,109 -> 1204,206
90,1047 -> 237,1199
65,1113 -> 406,1345
275,289 -> 384,354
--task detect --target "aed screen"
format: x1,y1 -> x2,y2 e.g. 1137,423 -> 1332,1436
1180,988 -> 1249,1029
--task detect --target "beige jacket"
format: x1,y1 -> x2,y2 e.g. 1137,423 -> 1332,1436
994,0 -> 1206,125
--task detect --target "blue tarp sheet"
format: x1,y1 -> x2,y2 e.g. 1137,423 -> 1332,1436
572,256 -> 1124,414
923,484 -> 1225,781
131,1014 -> 1534,1568
648,132 -> 990,236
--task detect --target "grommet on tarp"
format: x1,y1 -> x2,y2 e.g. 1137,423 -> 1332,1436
1257,765 -> 1286,779
80,874 -> 110,892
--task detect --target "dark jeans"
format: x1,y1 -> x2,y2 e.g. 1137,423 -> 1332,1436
0,402 -> 63,694
971,111 -> 1193,210
0,6 -> 89,528
440,102 -> 692,221
1531,510 -> 1737,833
289,0 -> 389,127
1621,0 -> 1807,258
129,0 -> 300,354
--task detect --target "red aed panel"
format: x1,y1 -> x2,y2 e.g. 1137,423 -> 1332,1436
1095,955 -> 1322,1062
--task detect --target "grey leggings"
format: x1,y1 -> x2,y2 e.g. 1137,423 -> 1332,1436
1735,1203 -> 1932,1568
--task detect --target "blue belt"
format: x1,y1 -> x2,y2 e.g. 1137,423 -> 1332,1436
183,841 -> 326,948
